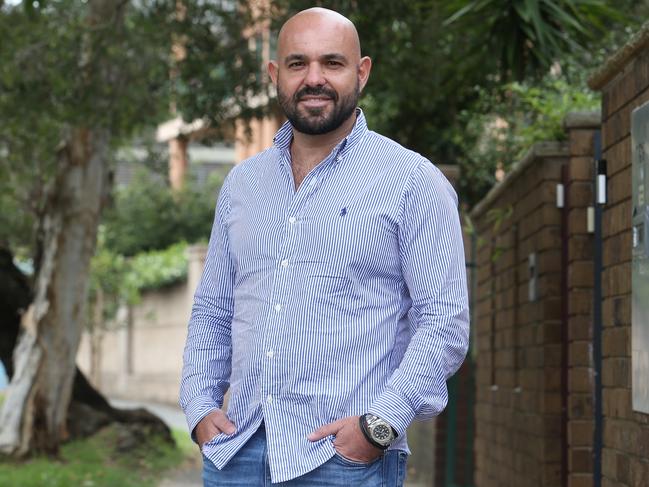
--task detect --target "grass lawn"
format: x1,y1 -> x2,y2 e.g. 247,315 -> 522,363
0,424 -> 194,487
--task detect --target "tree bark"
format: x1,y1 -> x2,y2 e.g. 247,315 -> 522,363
0,128 -> 112,455
0,140 -> 172,457
0,247 -> 169,441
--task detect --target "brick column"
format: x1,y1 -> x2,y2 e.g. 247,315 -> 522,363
563,112 -> 600,487
472,143 -> 569,487
588,22 -> 649,487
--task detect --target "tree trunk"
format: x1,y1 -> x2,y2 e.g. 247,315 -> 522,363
1,248 -> 172,447
0,128 -> 112,456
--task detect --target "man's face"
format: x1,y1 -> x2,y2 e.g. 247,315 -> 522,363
269,14 -> 371,135
276,68 -> 360,136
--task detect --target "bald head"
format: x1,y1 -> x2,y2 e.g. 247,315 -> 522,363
277,8 -> 362,62
268,7 -> 371,137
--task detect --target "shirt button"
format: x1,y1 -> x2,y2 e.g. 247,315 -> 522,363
266,395 -> 273,404
288,217 -> 296,224
274,304 -> 282,312
266,350 -> 274,358
280,259 -> 289,268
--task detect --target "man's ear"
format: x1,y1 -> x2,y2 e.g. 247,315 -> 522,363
268,60 -> 279,85
358,56 -> 372,92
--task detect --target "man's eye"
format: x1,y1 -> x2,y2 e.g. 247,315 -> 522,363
288,62 -> 304,68
327,61 -> 342,67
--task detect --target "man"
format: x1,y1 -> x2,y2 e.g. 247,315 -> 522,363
180,7 -> 469,486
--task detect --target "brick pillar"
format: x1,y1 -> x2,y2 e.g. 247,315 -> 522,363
471,143 -> 569,487
588,23 -> 649,487
562,112 -> 600,487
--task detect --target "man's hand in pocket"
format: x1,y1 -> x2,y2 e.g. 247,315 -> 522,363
195,410 -> 236,448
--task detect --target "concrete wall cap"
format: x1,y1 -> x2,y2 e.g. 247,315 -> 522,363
562,111 -> 601,129
588,21 -> 649,90
470,141 -> 569,219
186,244 -> 208,256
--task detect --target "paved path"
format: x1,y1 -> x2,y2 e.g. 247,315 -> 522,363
158,466 -> 202,487
109,398 -> 188,430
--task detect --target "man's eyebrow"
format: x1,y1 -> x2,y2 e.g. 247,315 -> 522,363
282,53 -> 349,64
283,54 -> 307,64
321,53 -> 348,63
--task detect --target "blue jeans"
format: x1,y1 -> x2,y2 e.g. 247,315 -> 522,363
202,424 -> 408,486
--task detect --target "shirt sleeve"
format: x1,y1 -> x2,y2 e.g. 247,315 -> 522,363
179,172 -> 235,441
369,160 -> 470,435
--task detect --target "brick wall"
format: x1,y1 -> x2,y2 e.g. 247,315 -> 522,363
472,142 -> 569,487
471,22 -> 649,487
471,115 -> 600,487
589,22 -> 649,487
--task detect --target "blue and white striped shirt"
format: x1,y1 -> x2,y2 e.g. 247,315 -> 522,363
180,109 -> 469,483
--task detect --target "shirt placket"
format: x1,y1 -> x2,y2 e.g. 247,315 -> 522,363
260,154 -> 333,428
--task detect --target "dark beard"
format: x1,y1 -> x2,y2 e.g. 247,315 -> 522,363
278,82 -> 359,135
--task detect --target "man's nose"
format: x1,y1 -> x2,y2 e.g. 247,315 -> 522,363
304,62 -> 326,86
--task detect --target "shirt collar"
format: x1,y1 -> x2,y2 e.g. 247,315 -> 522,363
273,108 -> 369,163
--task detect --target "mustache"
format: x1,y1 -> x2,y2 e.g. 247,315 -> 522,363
294,86 -> 338,102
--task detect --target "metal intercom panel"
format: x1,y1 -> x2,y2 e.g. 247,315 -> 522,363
632,101 -> 649,413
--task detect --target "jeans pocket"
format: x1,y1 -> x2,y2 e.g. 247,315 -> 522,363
333,451 -> 381,468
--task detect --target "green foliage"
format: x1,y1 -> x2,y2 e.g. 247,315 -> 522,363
89,158 -> 219,326
89,241 -> 190,324
0,0 -> 268,261
173,0 -> 272,133
0,0 -> 172,252
102,169 -> 220,256
456,64 -> 600,205
128,242 -> 190,293
0,424 -> 188,487
506,78 -> 599,143
444,0 -> 623,81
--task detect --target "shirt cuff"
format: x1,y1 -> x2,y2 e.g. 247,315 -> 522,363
183,395 -> 221,443
368,386 -> 417,437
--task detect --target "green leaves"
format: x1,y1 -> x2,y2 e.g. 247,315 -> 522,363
102,167 -> 221,256
172,0 -> 271,128
128,242 -> 189,292
444,0 -> 625,81
456,59 -> 600,205
0,0 -> 267,258
89,240 -> 190,323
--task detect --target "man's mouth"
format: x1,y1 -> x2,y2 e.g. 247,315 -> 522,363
298,95 -> 333,108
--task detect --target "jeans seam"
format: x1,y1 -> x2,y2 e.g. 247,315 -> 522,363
263,431 -> 268,487
397,451 -> 402,485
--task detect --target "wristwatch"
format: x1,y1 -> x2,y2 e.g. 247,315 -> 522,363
359,413 -> 398,450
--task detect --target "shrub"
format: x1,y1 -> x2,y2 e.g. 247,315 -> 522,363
102,168 -> 220,256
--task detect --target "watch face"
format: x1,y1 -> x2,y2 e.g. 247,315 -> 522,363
373,424 -> 391,442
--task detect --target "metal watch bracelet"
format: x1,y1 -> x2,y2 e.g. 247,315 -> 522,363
359,414 -> 392,450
